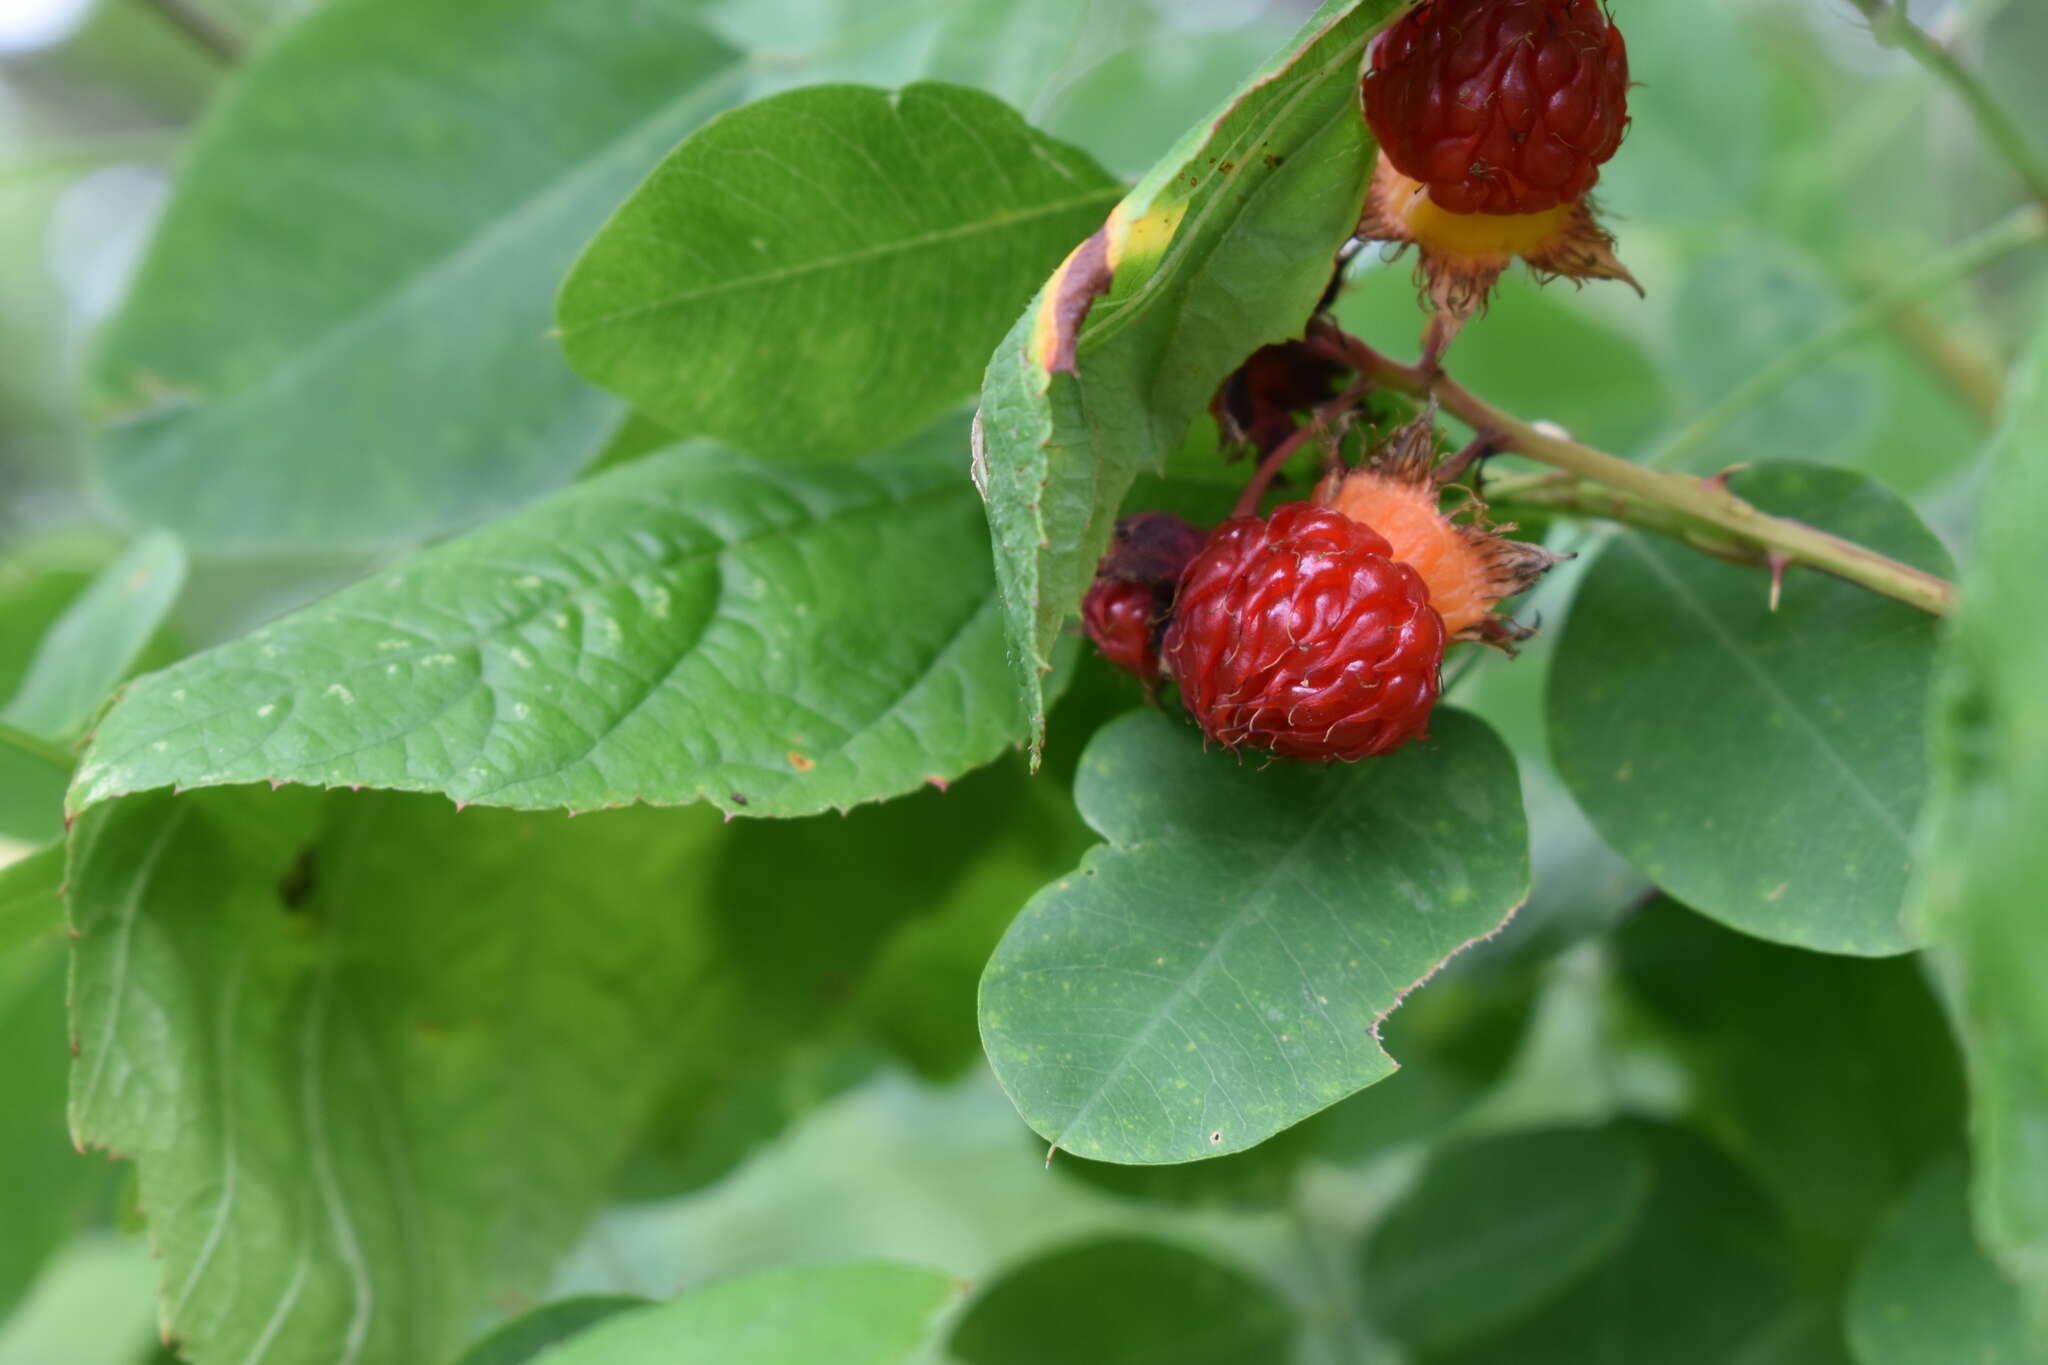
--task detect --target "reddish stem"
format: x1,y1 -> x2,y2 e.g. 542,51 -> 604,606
1230,378 -> 1371,520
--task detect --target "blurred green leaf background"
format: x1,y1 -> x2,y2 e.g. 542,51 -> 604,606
2,0 -> 2043,1361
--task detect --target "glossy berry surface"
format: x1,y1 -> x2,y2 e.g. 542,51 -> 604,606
1364,0 -> 1630,217
1162,503 -> 1445,762
1083,577 -> 1165,680
1081,512 -> 1207,682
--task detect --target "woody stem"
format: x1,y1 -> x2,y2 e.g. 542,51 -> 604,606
1339,336 -> 1958,616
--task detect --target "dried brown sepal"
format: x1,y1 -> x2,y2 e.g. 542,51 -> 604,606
1520,197 -> 1641,296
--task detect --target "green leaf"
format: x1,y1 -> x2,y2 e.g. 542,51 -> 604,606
1917,320 -> 2048,1308
87,0 -> 744,554
1846,1155 -> 2048,1365
0,540 -> 113,702
1731,1306 -> 1856,1365
0,848 -> 104,1324
540,1263 -> 960,1365
1614,898 -> 1963,1265
0,1233 -> 159,1365
452,1297 -> 650,1365
1591,0 -> 1764,224
1547,462 -> 1953,956
975,0 -> 1400,743
0,726 -> 70,848
0,843 -> 63,957
66,787 -> 732,1365
623,756 -> 1086,1197
559,82 -> 1120,460
949,1235 -> 1296,1365
3,530 -> 184,742
921,0 -> 1156,112
70,427 -> 1024,819
1664,243 -> 1880,472
1426,1124 -> 1791,1365
1300,961 -> 1538,1161
1360,1126 -> 1653,1352
840,759 -> 1094,1081
1040,20 -> 1301,180
980,707 -> 1528,1165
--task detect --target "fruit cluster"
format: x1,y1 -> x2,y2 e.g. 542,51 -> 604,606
1083,396 -> 1557,763
1078,0 -> 1630,763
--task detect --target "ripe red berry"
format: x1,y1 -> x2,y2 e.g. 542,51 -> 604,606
1083,577 -> 1165,680
1364,0 -> 1630,217
1161,503 -> 1445,762
1082,512 -> 1207,682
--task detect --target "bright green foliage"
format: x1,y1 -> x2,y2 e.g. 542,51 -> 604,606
87,0 -> 743,553
3,530 -> 183,742
950,1236 -> 1295,1365
70,429 -> 1022,819
4,0 -> 2043,1360
981,708 -> 1527,1163
0,727 -> 69,848
539,1263 -> 960,1365
0,845 -> 62,957
450,1297 -> 650,1365
976,0 -> 1401,743
1549,463 -> 1953,956
1360,1126 -> 1653,1351
1917,322 -> 2048,1309
1847,1156 -> 2048,1365
66,787 -> 732,1365
0,848 -> 103,1324
560,83 -> 1120,459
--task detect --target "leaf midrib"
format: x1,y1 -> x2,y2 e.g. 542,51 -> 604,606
77,472 -> 985,808
1622,534 -> 1913,848
561,185 -> 1122,334
1051,773 -> 1383,1151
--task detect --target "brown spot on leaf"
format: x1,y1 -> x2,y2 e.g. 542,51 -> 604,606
788,751 -> 815,773
1033,226 -> 1114,375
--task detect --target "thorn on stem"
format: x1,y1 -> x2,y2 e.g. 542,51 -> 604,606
1767,551 -> 1793,612
1704,462 -> 1752,493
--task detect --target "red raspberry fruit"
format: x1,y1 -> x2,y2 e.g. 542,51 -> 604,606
1082,512 -> 1207,682
1364,0 -> 1630,217
1083,577 -> 1163,680
1162,503 -> 1445,762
